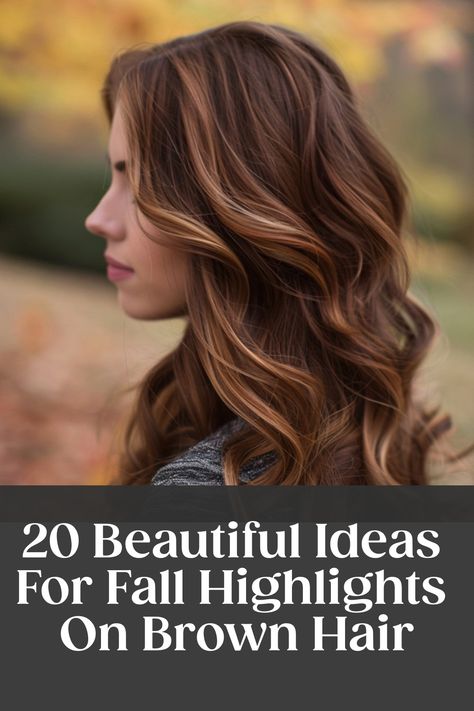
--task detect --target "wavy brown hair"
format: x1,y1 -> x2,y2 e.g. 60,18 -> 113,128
102,20 -> 455,485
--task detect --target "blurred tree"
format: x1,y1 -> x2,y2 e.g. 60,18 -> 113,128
0,0 -> 472,269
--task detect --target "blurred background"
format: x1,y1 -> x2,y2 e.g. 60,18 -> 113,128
0,0 -> 472,483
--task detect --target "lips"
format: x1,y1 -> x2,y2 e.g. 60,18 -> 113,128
104,254 -> 135,282
105,254 -> 133,270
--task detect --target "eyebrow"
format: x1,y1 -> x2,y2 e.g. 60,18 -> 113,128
105,154 -> 127,172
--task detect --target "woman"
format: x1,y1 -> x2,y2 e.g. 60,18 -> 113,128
85,20 -> 457,486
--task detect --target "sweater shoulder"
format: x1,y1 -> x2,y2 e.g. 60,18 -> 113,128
151,419 -> 275,486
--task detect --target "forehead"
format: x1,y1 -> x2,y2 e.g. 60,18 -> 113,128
108,104 -> 128,157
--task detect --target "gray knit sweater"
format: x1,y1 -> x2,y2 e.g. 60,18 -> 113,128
151,418 -> 474,485
151,418 -> 276,486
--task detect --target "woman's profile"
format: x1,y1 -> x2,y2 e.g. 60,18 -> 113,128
85,20 -> 463,486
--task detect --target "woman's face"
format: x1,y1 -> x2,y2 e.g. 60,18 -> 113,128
85,105 -> 188,320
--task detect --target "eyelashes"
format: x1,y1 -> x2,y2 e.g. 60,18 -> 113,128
106,157 -> 135,203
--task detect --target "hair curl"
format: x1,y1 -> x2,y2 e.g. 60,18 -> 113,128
102,21 -> 456,485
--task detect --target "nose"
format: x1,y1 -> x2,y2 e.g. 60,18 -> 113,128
85,208 -> 105,239
85,194 -> 122,241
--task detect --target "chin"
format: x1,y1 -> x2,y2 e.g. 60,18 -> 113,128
118,293 -> 187,321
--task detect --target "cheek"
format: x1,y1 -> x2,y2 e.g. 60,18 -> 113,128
123,220 -> 189,319
116,259 -> 188,320
135,241 -> 188,313
129,218 -> 179,273
141,243 -> 187,287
